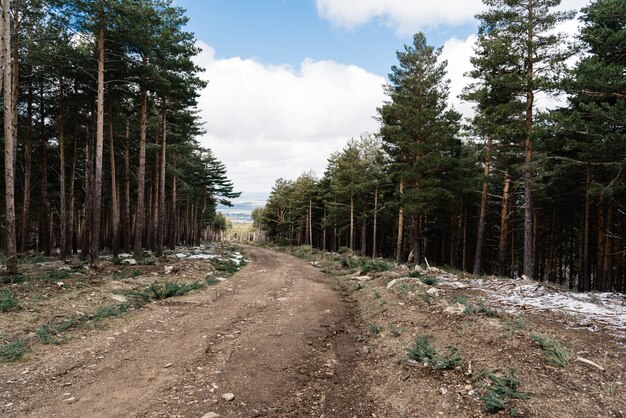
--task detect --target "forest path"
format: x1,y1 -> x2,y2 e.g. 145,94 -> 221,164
2,246 -> 377,417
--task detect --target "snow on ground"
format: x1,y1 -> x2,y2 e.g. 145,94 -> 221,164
431,269 -> 626,339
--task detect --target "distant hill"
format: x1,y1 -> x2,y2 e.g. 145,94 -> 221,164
218,191 -> 268,223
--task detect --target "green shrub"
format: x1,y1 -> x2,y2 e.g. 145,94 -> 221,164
406,336 -> 462,369
420,276 -> 439,286
0,339 -> 28,362
90,303 -> 131,322
37,270 -> 70,283
1,274 -> 25,284
111,256 -> 122,265
337,246 -> 351,254
210,259 -> 239,275
369,323 -> 382,336
141,281 -> 206,300
477,369 -> 529,413
0,289 -> 18,312
18,253 -> 46,264
359,259 -> 391,273
530,334 -> 569,367
205,277 -> 220,286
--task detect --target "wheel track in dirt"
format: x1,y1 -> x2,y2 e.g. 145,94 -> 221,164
0,246 -> 379,417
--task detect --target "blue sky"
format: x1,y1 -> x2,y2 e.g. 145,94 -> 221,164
177,0 -> 477,77
175,0 -> 588,194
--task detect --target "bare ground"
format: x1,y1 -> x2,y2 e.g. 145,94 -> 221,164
0,246 -> 378,417
1,245 -> 625,417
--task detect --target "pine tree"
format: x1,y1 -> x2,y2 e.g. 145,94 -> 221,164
474,0 -> 574,278
378,32 -> 461,264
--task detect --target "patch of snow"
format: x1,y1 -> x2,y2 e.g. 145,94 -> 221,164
175,253 -> 189,259
189,254 -> 218,260
435,273 -> 626,338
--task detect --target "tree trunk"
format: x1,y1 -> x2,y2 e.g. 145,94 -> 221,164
169,151 -> 177,250
604,202 -> 613,290
108,101 -> 119,256
396,179 -> 404,262
90,27 -> 105,264
498,171 -> 510,276
308,197 -> 313,247
123,119 -> 131,251
473,135 -> 492,276
19,79 -> 32,252
522,3 -> 535,279
2,0 -> 17,273
360,209 -> 366,256
39,84 -> 50,256
156,102 -> 167,256
582,169 -> 591,291
349,193 -> 354,250
59,88 -> 67,261
67,128 -> 77,255
133,80 -> 148,257
372,186 -> 378,258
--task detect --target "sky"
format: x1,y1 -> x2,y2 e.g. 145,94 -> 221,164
175,0 -> 590,194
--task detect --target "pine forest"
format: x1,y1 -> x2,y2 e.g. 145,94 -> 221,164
0,0 -> 239,275
255,0 -> 626,293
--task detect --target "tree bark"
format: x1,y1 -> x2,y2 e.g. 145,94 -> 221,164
395,179 -> 404,262
19,79 -> 32,252
498,171 -> 510,276
349,192 -> 354,250
108,101 -> 119,256
123,119 -> 131,251
473,135 -> 492,276
372,186 -> 378,258
522,1 -> 535,279
90,26 -> 105,264
39,83 -> 50,256
67,128 -> 77,255
582,169 -> 591,291
156,102 -> 167,256
2,0 -> 17,273
59,87 -> 67,261
133,79 -> 148,257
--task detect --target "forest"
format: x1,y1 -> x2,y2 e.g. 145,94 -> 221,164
255,0 -> 626,293
0,0 -> 239,275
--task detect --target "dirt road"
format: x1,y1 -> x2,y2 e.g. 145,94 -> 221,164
1,247 -> 378,417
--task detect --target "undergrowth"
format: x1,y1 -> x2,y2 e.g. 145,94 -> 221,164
530,334 -> 570,367
406,336 -> 462,369
475,369 -> 529,414
0,289 -> 18,312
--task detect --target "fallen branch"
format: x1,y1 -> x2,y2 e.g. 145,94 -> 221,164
575,357 -> 605,371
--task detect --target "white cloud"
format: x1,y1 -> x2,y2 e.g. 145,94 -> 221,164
316,0 -> 591,36
440,35 -> 477,120
194,41 -> 385,192
316,0 -> 483,35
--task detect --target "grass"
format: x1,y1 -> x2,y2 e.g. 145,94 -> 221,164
369,323 -> 382,336
1,274 -> 25,284
18,253 -> 46,264
388,324 -> 401,337
0,289 -> 18,312
503,316 -> 528,338
36,270 -> 70,283
406,336 -> 462,369
359,259 -> 392,273
476,369 -> 529,414
210,259 -> 240,275
420,276 -> 439,286
396,281 -> 417,295
462,298 -> 500,318
530,334 -> 570,367
0,339 -> 28,362
134,281 -> 206,301
113,269 -> 141,279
